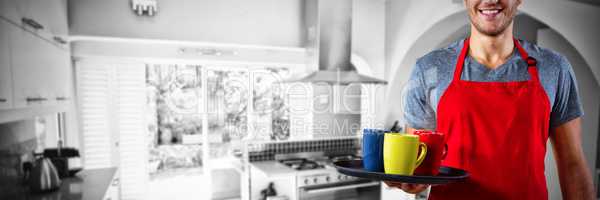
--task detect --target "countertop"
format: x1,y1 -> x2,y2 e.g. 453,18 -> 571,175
250,161 -> 296,178
1,167 -> 118,200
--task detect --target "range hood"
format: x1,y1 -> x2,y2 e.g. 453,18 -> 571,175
288,0 -> 387,85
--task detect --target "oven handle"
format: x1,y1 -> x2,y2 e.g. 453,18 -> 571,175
302,182 -> 380,194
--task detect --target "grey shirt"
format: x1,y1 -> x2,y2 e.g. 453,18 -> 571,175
402,39 -> 583,130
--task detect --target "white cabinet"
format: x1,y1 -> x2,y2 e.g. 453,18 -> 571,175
0,0 -> 69,48
50,48 -> 72,103
0,19 -> 13,109
0,0 -> 72,111
0,0 -> 19,25
22,0 -> 69,37
8,22 -> 55,108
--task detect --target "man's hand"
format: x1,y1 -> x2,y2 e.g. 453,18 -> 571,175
384,181 -> 429,194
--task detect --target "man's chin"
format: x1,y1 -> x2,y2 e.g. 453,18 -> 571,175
473,24 -> 509,36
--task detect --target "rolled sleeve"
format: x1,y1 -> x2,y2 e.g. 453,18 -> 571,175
550,55 -> 584,128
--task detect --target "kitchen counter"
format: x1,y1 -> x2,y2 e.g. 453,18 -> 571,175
250,161 -> 296,178
1,167 -> 118,200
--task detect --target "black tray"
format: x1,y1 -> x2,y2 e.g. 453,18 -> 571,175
333,160 -> 469,184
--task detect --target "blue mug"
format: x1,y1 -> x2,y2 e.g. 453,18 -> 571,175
362,128 -> 385,172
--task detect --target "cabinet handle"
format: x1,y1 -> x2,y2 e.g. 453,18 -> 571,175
26,97 -> 48,102
56,97 -> 68,101
53,36 -> 67,44
21,18 -> 44,30
0,98 -> 6,102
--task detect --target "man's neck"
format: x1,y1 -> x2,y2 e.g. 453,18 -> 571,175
468,24 -> 515,69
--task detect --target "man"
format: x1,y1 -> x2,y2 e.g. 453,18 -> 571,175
389,0 -> 596,199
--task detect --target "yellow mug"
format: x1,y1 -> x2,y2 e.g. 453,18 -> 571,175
383,133 -> 427,175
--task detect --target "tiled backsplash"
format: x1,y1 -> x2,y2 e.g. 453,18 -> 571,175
0,138 -> 37,185
247,138 -> 360,162
0,119 -> 44,190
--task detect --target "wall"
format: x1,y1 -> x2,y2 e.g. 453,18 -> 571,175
538,28 -> 600,200
352,0 -> 386,79
69,0 -> 386,81
68,0 -> 304,47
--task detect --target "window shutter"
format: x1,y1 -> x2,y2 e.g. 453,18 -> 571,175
76,62 -> 113,169
76,61 -> 148,200
115,64 -> 149,200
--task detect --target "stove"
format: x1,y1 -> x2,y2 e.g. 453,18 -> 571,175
277,155 -> 371,188
275,155 -> 379,200
279,158 -> 325,171
250,154 -> 379,200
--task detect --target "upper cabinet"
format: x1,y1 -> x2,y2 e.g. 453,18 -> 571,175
0,0 -> 72,112
0,0 -> 69,48
9,21 -> 56,108
0,0 -> 19,25
0,19 -> 13,110
22,0 -> 69,37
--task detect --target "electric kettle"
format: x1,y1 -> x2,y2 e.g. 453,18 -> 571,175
26,152 -> 61,193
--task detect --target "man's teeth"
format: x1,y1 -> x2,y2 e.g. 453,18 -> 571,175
480,9 -> 500,14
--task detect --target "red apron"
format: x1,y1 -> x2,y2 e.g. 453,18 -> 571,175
430,38 -> 551,200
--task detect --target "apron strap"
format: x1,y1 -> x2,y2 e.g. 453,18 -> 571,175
452,38 -> 541,83
452,38 -> 471,82
514,38 -> 541,83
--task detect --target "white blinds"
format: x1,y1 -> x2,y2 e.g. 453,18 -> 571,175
76,62 -> 113,169
76,61 -> 148,200
115,64 -> 148,200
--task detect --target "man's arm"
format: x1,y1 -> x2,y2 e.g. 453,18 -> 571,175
551,117 -> 596,200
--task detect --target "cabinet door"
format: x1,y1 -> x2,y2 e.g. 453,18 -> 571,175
0,19 -> 13,109
9,23 -> 53,108
50,47 -> 72,104
0,0 -> 19,25
25,0 -> 68,37
2,0 -> 69,47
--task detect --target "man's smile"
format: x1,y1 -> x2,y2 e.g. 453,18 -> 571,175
478,7 -> 504,20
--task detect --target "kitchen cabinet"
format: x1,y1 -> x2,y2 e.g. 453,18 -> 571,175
49,44 -> 73,104
0,0 -> 69,48
22,0 -> 69,37
0,0 -> 19,25
0,0 -> 72,111
8,21 -> 55,108
0,19 -> 13,109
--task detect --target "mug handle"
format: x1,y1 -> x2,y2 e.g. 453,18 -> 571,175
415,142 -> 427,167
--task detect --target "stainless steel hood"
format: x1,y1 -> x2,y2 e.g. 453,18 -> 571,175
289,0 -> 387,85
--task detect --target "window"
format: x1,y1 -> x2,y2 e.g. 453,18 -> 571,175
145,64 -> 290,173
146,64 -> 204,174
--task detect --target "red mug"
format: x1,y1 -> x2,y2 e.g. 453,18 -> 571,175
413,130 -> 447,175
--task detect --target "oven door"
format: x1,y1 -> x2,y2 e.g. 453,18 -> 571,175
298,180 -> 380,200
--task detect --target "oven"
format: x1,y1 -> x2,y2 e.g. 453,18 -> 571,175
298,179 -> 380,200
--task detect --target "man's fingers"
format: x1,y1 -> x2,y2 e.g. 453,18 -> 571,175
384,181 -> 403,188
400,183 -> 430,194
383,181 -> 429,194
